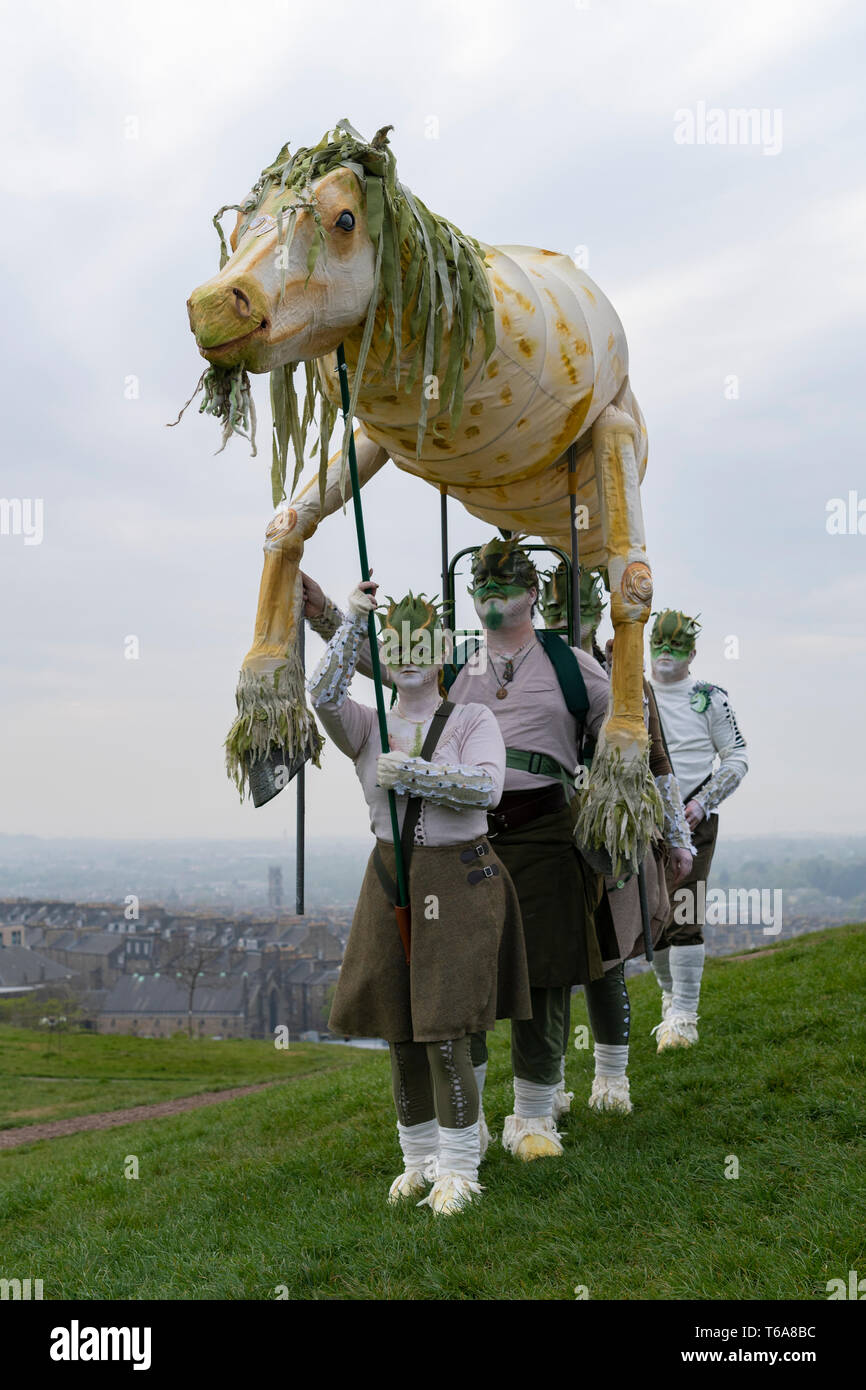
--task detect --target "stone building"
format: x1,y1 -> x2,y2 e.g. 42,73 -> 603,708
99,972 -> 271,1039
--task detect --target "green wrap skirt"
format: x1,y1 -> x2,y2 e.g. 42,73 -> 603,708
490,803 -> 610,988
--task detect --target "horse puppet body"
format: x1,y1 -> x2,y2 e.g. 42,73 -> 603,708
184,123 -> 659,868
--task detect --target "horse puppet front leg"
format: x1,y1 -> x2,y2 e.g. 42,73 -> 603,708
575,396 -> 663,874
225,427 -> 388,805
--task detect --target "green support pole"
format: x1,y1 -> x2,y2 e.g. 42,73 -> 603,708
336,344 -> 411,962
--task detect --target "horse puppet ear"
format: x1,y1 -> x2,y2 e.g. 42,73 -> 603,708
229,210 -> 244,255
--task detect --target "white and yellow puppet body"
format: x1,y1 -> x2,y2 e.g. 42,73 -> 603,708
184,122 -> 657,866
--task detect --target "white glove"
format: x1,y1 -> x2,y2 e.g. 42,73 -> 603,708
347,583 -> 378,619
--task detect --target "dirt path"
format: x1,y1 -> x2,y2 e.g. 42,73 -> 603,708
0,1079 -> 291,1151
720,947 -> 782,964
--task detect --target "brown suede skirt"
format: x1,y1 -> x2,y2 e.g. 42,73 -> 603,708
328,835 -> 532,1043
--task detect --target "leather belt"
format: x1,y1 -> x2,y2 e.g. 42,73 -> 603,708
487,783 -> 566,836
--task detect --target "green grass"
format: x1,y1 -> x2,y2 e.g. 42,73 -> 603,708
0,1029 -> 358,1129
0,926 -> 864,1300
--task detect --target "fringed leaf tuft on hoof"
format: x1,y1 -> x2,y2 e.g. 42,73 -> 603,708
574,738 -> 663,878
225,652 -> 323,802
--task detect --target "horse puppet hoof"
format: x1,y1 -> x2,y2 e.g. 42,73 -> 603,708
248,748 -> 311,807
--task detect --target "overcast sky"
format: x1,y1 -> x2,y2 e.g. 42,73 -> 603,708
2,0 -> 864,847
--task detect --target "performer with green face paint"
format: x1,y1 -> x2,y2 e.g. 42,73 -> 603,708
539,562 -> 606,663
307,579 -> 530,1213
647,609 -> 749,1050
543,572 -> 695,1110
444,538 -> 617,1157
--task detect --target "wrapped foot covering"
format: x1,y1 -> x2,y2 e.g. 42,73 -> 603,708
417,1123 -> 483,1214
652,1013 -> 699,1051
589,1043 -> 631,1113
420,1173 -> 484,1215
388,1119 -> 439,1204
502,1114 -> 563,1160
588,1074 -> 633,1113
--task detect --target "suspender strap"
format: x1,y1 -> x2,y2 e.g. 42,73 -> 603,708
442,637 -> 481,692
535,630 -> 589,718
372,700 -> 455,905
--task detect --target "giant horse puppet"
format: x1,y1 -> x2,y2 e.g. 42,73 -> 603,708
183,121 -> 660,868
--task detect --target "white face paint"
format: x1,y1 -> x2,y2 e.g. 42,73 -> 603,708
390,663 -> 441,695
650,649 -> 694,684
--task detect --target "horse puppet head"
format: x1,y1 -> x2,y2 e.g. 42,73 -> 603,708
184,119 -> 495,507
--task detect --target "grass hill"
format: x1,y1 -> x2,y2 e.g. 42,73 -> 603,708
0,925 -> 864,1300
0,1028 -> 353,1131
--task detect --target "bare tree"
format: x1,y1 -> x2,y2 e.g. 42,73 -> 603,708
163,938 -> 230,1039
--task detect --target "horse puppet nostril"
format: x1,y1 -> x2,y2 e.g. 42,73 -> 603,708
232,287 -> 252,318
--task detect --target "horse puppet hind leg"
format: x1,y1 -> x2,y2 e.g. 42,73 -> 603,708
224,428 -> 389,806
575,399 -> 664,876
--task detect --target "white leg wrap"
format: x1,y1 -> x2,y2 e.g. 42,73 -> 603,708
593,1043 -> 628,1079
513,1077 -> 559,1119
397,1118 -> 439,1168
671,943 -> 705,1019
436,1123 -> 481,1180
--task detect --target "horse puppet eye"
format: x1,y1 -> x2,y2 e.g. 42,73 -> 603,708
335,210 -> 355,231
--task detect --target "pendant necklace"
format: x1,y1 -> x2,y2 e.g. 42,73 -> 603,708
489,639 -> 535,700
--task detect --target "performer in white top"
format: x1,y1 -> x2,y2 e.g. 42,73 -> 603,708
647,609 -> 749,1049
308,579 -> 530,1214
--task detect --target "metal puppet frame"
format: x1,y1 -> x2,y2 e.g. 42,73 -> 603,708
293,426 -> 650,962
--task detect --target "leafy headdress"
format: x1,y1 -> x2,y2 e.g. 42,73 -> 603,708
377,591 -> 448,667
538,561 -> 607,630
179,120 -> 496,509
579,569 -> 607,630
468,537 -> 539,594
649,609 -> 701,654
